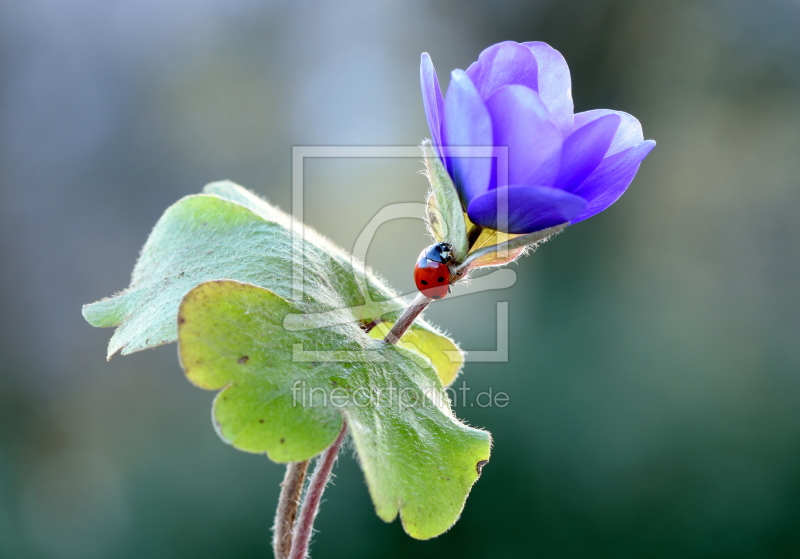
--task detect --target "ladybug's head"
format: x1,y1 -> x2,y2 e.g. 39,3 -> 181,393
425,242 -> 452,265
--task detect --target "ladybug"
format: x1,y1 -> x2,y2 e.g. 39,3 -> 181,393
414,242 -> 452,300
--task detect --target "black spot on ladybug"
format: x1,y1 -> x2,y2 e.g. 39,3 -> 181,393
238,356 -> 249,364
432,295 -> 442,300
420,280 -> 428,286
437,277 -> 445,283
476,460 -> 488,474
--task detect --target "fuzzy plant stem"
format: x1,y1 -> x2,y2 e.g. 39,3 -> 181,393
279,293 -> 432,558
384,293 -> 432,345
289,419 -> 349,559
273,460 -> 310,559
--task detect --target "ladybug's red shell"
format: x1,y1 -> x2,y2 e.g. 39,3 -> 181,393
414,243 -> 452,300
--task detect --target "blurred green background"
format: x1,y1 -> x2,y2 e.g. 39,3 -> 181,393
2,0 -> 800,557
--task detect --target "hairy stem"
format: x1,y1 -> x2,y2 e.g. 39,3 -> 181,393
273,460 -> 310,559
289,419 -> 349,559
282,294 -> 432,558
384,293 -> 432,345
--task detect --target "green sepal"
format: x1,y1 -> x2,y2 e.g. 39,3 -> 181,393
422,141 -> 469,263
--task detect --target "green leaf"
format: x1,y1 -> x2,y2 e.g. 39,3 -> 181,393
178,280 -> 490,539
82,181 -> 461,387
423,141 -> 469,263
368,321 -> 463,387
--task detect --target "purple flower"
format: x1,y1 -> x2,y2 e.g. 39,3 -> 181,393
421,41 -> 656,234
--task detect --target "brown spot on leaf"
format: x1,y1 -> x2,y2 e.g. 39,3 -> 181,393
280,438 -> 285,444
238,356 -> 249,364
178,316 -> 185,325
259,419 -> 264,423
476,460 -> 488,475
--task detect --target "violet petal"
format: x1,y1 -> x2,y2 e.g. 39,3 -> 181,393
571,139 -> 656,223
554,113 -> 621,192
442,69 -> 494,202
467,185 -> 587,234
574,109 -> 645,157
465,41 -> 538,101
485,85 -> 562,188
420,53 -> 445,156
523,42 -> 574,136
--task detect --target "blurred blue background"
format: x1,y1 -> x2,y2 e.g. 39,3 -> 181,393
2,0 -> 800,557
